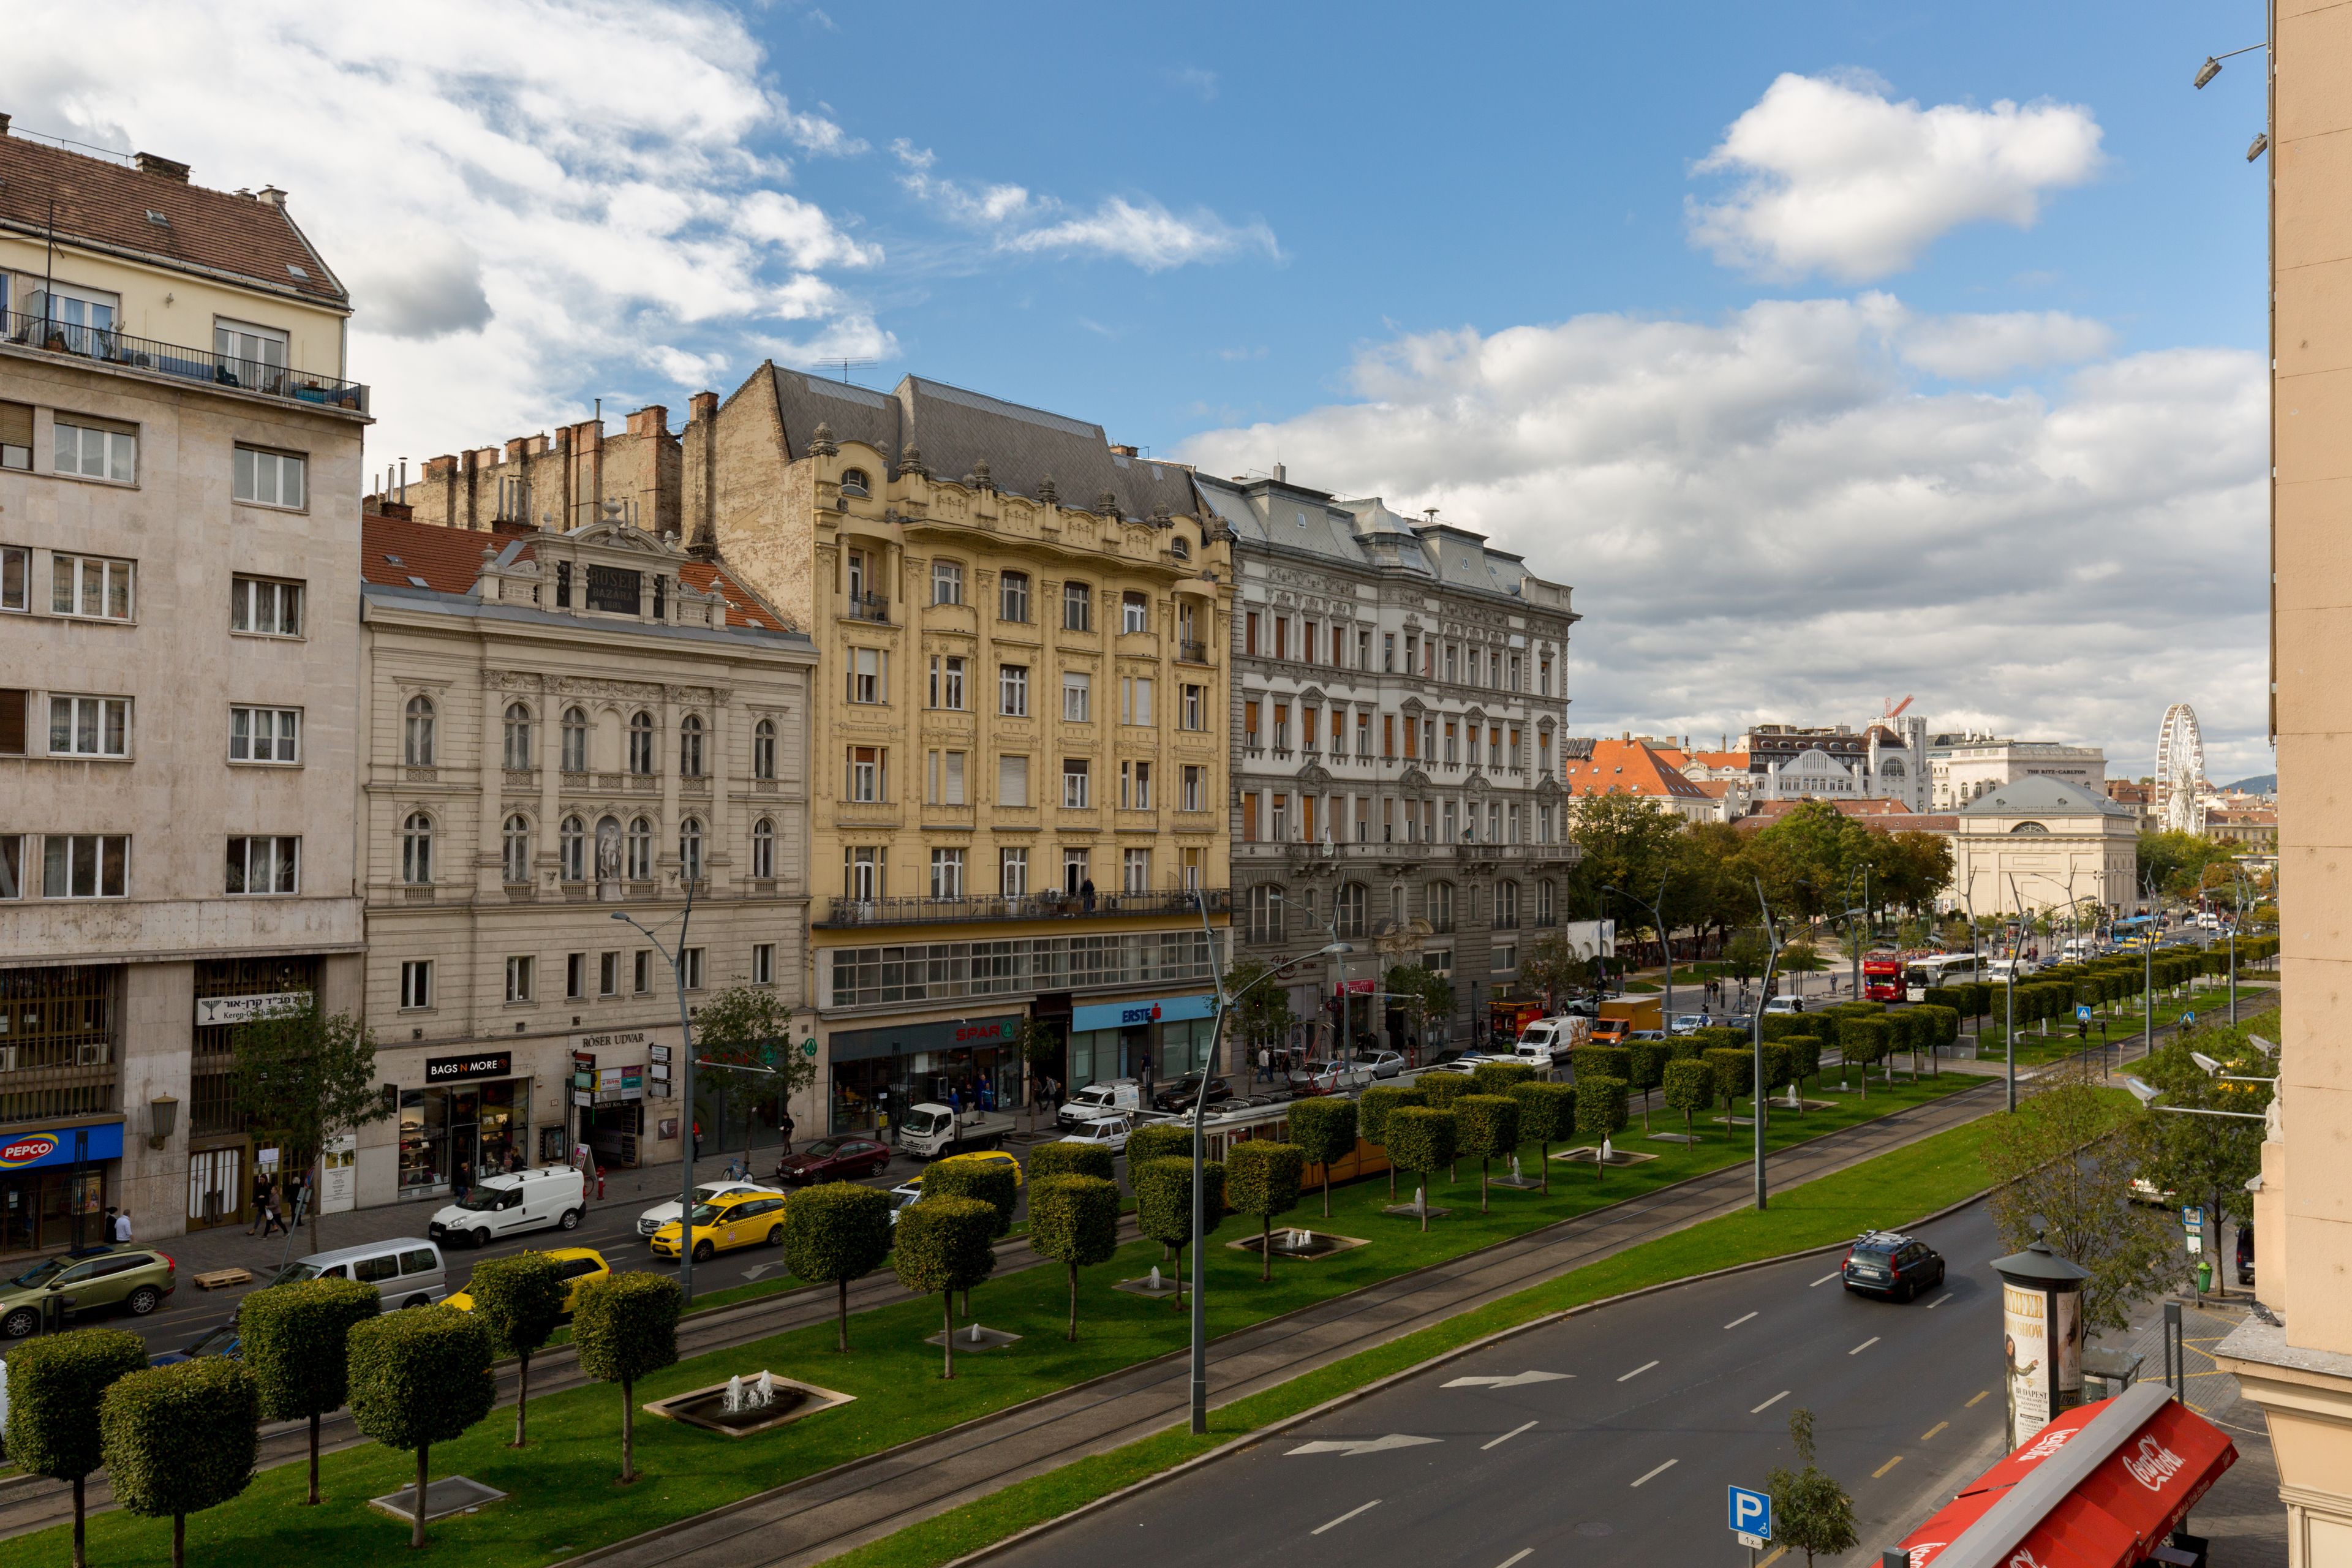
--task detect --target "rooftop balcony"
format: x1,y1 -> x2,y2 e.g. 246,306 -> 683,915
2,309 -> 368,413
815,885 -> 1231,929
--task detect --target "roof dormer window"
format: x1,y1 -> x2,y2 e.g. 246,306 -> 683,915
840,468 -> 870,496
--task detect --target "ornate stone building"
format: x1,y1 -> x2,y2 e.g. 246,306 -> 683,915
1197,472 -> 1579,1052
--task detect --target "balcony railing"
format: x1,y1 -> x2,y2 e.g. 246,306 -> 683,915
848,593 -> 892,624
817,886 -> 1231,929
1,309 -> 368,413
1177,639 -> 1212,664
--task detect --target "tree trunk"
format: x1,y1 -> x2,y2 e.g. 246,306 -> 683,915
309,1410 -> 322,1501
513,1350 -> 532,1447
1539,1140 -> 1550,1194
1172,1245 -> 1186,1308
1261,1216 -> 1272,1282
1322,1170 -> 1332,1219
941,1292 -> 957,1379
1417,1182 -> 1428,1232
837,1278 -> 851,1352
1480,1157 -> 1490,1213
620,1378 -> 636,1482
413,1444 -> 429,1548
1067,1262 -> 1079,1341
173,1513 -> 185,1568
72,1475 -> 85,1568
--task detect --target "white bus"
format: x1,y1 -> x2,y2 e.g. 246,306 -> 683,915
1904,952 -> 1979,1001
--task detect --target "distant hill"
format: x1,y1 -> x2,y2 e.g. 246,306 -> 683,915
2223,774 -> 2277,795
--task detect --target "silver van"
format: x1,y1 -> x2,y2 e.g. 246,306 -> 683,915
268,1237 -> 447,1310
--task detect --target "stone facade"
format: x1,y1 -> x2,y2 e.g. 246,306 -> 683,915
1929,734 -> 2108,810
1942,775 -> 2137,919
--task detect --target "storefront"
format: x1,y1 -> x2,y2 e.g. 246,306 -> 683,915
0,1121 -> 119,1256
1065,993 -> 1218,1090
187,958 -> 318,1231
398,1051 -> 530,1195
827,1015 -> 1023,1134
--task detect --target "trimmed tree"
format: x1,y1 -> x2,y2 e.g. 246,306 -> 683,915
1384,1107 -> 1457,1231
1027,1175 -> 1121,1337
1471,1060 -> 1537,1096
1663,1057 -> 1711,1143
569,1272 -> 681,1483
1287,1097 -> 1359,1218
1512,1080 -> 1575,1193
1838,1016 -> 1890,1097
1455,1094 -> 1521,1212
347,1306 -> 498,1547
1417,1073 -> 1468,1178
784,1182 -> 895,1352
1226,1142 -> 1306,1281
1702,1047 -> 1751,1129
1575,1074 -> 1629,1179
464,1253 -> 568,1447
2,1327 -> 146,1568
1574,1044 -> 1631,1085
1124,1121 -> 1195,1169
894,1197 -> 999,1376
1626,1041 -> 1668,1131
1132,1158 -> 1225,1307
239,1276 -> 381,1500
1762,1042 -> 1795,1106
1027,1141 -> 1115,1183
100,1359 -> 259,1568
1782,1036 -> 1823,1107
920,1158 -> 1017,1316
1357,1084 -> 1425,1200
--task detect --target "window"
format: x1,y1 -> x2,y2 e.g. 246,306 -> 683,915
1062,847 -> 1091,893
1538,879 -> 1556,925
562,707 -> 589,772
404,696 -> 436,766
1509,654 -> 1522,692
844,845 -> 885,900
1182,684 -> 1204,729
1063,758 -> 1090,808
751,817 -> 775,880
225,835 -> 298,894
932,560 -> 964,605
1540,657 -> 1553,697
1125,760 -> 1152,809
628,711 -> 656,774
927,749 -> 967,805
506,956 -> 535,1003
401,813 -> 433,883
1121,677 -> 1153,726
930,655 -> 967,710
233,446 -> 306,508
850,647 -> 884,704
1357,628 -> 1371,669
215,317 -> 285,377
848,746 -> 885,802
1063,580 -> 1092,631
680,947 -> 704,990
1430,881 -> 1455,932
50,695 -> 129,758
554,560 -> 573,608
599,952 -> 620,997
752,943 -> 775,985
1303,620 -> 1318,663
1121,591 -> 1148,634
567,952 -> 587,1000
753,717 -> 777,780
0,688 -> 23,756
53,553 -> 134,620
1335,882 -> 1366,938
1382,632 -> 1396,672
502,703 -> 533,770
1246,885 -> 1282,943
1000,846 -> 1028,895
1182,764 -> 1204,812
43,834 -> 127,898
1245,611 -> 1260,655
1444,644 -> 1458,683
1273,703 -> 1291,751
1000,571 -> 1031,622
1494,944 -> 1518,973
679,714 -> 704,777
55,420 -> 136,483
679,818 -> 704,880
1062,671 -> 1091,722
1357,712 -> 1373,756
1497,880 -> 1520,929
627,816 -> 653,879
230,575 -> 301,636
401,960 -> 433,1010
1274,617 -> 1289,660
1123,848 -> 1150,892
0,401 -> 28,472
560,815 -> 587,881
999,663 -> 1030,716
635,951 -> 653,993
931,848 -> 966,898
998,754 -> 1029,807
503,814 -> 531,883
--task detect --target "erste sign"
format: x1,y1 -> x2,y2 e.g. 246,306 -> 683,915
1727,1484 -> 1772,1544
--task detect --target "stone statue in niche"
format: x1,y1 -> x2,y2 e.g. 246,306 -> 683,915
595,816 -> 624,899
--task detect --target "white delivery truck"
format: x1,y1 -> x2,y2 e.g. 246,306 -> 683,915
897,1101 -> 1018,1159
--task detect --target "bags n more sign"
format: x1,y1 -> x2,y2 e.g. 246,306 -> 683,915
423,1052 -> 513,1084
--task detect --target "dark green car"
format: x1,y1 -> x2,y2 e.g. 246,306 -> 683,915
0,1247 -> 178,1338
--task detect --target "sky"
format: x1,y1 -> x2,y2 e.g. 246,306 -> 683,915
8,1 -> 2275,781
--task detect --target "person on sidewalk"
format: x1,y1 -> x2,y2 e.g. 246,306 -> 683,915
451,1158 -> 472,1205
257,1187 -> 288,1239
109,1207 -> 132,1245
778,1108 -> 796,1158
247,1173 -> 273,1235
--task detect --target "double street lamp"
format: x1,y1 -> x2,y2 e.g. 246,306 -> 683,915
612,888 -> 704,1303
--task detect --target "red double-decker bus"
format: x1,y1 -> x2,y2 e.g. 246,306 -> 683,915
1863,955 -> 1905,1003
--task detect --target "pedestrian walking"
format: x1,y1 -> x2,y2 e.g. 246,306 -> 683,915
692,1120 -> 703,1164
110,1207 -> 132,1245
779,1107 -> 796,1157
452,1158 -> 472,1204
247,1173 -> 273,1235
258,1187 -> 288,1239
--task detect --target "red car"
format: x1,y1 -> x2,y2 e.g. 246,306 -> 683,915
774,1134 -> 892,1185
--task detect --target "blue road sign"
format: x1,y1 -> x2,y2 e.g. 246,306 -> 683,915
2076,1004 -> 2092,1023
1728,1485 -> 1773,1540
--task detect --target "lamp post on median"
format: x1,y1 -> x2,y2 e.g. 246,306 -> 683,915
1750,876 -> 1780,1212
1604,875 -> 1672,1034
612,883 -> 701,1304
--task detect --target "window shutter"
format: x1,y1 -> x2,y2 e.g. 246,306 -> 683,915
0,401 -> 31,450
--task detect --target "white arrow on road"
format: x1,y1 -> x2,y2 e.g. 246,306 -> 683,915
1442,1371 -> 1573,1390
741,1264 -> 782,1281
1287,1434 -> 1444,1457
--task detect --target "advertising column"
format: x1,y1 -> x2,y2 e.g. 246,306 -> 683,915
1994,1238 -> 2090,1448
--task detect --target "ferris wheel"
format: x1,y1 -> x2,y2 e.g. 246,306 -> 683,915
2154,703 -> 2206,834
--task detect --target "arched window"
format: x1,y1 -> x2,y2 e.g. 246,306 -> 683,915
679,817 -> 704,881
401,811 -> 434,884
627,816 -> 653,880
1335,881 -> 1367,938
561,707 -> 589,772
2010,820 -> 2050,835
752,817 -> 775,880
753,718 -> 777,781
679,714 -> 704,778
502,702 -> 533,771
404,695 -> 435,766
628,711 -> 656,775
840,467 -> 870,496
502,813 -> 532,883
560,815 -> 587,881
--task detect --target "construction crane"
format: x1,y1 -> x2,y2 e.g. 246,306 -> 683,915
1882,695 -> 1914,722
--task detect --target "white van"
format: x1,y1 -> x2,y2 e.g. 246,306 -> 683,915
428,1166 -> 588,1249
1057,1080 -> 1143,1128
1513,1015 -> 1587,1065
269,1238 -> 447,1310
1985,957 -> 2040,982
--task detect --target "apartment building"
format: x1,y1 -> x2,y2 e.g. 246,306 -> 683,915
0,124 -> 368,1248
1928,733 -> 2108,810
355,509 -> 813,1204
1199,472 -> 1578,1050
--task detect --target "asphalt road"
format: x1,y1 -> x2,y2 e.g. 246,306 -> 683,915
996,1201 -> 2014,1568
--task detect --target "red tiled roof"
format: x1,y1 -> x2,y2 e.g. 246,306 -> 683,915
1562,739 -> 1713,800
0,133 -> 345,305
361,514 -> 789,632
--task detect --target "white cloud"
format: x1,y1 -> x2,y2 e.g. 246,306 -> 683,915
894,143 -> 1278,272
1895,307 -> 2116,379
1176,301 -> 2270,781
5,0 -> 889,466
1689,72 -> 2105,281
1169,67 -> 1219,102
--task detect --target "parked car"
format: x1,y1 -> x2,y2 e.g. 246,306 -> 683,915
2,1247 -> 178,1340
265,1238 -> 446,1310
932,1148 -> 1026,1187
1514,1016 -> 1587,1061
649,1190 -> 790,1262
1841,1230 -> 1946,1302
1153,1072 -> 1234,1114
1057,1114 -> 1136,1156
1762,997 -> 1807,1016
775,1134 -> 893,1185
886,1180 -> 925,1225
149,1321 -> 241,1367
1291,1057 -> 1374,1095
1351,1049 -> 1408,1079
638,1180 -> 783,1239
1058,1080 -> 1145,1129
1668,1014 -> 1711,1035
445,1247 -> 610,1315
428,1166 -> 587,1250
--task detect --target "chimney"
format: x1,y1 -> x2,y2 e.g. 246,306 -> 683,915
254,184 -> 287,207
0,114 -> 12,137
135,152 -> 192,183
625,404 -> 670,438
1109,443 -> 1139,458
688,390 -> 718,424
1273,462 -> 1287,483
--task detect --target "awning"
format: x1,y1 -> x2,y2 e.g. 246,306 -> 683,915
1898,1384 -> 2234,1568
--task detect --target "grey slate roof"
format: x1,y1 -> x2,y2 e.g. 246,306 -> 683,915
1959,775 -> 2130,817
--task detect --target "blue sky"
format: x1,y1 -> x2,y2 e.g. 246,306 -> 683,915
13,1 -> 2275,780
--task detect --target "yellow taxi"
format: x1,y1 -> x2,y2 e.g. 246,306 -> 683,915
649,1190 -> 789,1262
931,1148 -> 1024,1188
445,1248 -> 610,1315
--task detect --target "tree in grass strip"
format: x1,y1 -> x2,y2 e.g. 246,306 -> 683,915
1703,1047 -> 1752,1128
1454,1093 -> 1521,1212
1781,1036 -> 1822,1109
1384,1106 -> 1457,1231
461,1253 -> 567,1449
1626,1041 -> 1668,1131
239,1278 -> 381,1498
892,1197 -> 998,1378
919,1156 -> 1019,1316
1226,1142 -> 1306,1281
1358,1084 -> 1426,1199
1286,1097 -> 1358,1218
1574,1074 -> 1629,1180
569,1272 -> 680,1484
1663,1057 -> 1711,1143
1417,1074 -> 1469,1178
1132,1158 -> 1225,1308
1512,1080 -> 1575,1194
1471,1060 -> 1537,1096
1028,1141 -> 1115,1183
1027,1175 -> 1120,1337
1123,1121 -> 1195,1169
100,1358 -> 258,1568
2,1326 -> 146,1568
347,1306 -> 498,1545
783,1182 -> 894,1352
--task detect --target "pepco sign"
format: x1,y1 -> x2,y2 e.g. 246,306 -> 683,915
0,1133 -> 60,1168
0,1123 -> 125,1171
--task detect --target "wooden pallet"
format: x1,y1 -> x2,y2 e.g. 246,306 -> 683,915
191,1267 -> 252,1291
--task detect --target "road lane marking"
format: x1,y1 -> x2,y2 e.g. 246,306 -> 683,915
1289,1435 -> 1441,1457
1752,1390 -> 1790,1414
1811,1272 -> 1840,1287
1494,1551 -> 1534,1568
1631,1458 -> 1678,1487
1724,1311 -> 1758,1329
1966,1390 -> 1990,1408
1311,1501 -> 1380,1536
1873,1455 -> 1904,1479
1446,1371 -> 1572,1389
1850,1336 -> 1880,1355
1922,1422 -> 1948,1441
1618,1360 -> 1659,1382
1760,1549 -> 1788,1566
1925,1292 -> 1953,1309
1483,1421 -> 1537,1451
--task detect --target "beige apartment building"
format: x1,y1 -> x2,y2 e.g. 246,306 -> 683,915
2218,5 -> 2352,1561
0,125 -> 369,1251
355,507 -> 813,1204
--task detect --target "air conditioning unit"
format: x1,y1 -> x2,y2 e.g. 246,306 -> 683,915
75,1043 -> 108,1066
0,1046 -> 17,1072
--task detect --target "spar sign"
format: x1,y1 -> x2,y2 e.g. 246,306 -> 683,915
0,1123 -> 126,1171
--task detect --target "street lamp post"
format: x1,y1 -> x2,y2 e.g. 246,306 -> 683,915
1751,876 -> 1779,1212
1604,876 -> 1672,1031
612,886 -> 701,1303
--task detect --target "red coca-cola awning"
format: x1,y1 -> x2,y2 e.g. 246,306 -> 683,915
1334,979 -> 1376,994
1897,1384 -> 2234,1568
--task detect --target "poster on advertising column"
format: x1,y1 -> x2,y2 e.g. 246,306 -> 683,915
2003,1281 -> 2049,1442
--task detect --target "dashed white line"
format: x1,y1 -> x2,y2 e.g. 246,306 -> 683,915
1311,1501 -> 1381,1536
1724,1311 -> 1758,1329
1752,1390 -> 1790,1414
1618,1359 -> 1659,1382
1850,1336 -> 1880,1355
1810,1272 -> 1840,1287
1926,1293 -> 1953,1310
1631,1458 -> 1679,1487
1483,1420 -> 1537,1451
1494,1552 -> 1534,1568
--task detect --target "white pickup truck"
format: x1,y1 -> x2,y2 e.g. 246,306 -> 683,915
896,1102 -> 1017,1159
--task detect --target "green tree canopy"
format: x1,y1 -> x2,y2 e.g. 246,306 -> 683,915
1454,1094 -> 1522,1211
1286,1097 -> 1359,1217
570,1272 -> 681,1482
1027,1175 -> 1121,1338
230,997 -> 392,1251
464,1252 -> 568,1448
347,1307 -> 499,1544
3,1326 -> 146,1568
239,1277 -> 382,1499
784,1182 -> 894,1351
1226,1142 -> 1306,1280
100,1359 -> 259,1568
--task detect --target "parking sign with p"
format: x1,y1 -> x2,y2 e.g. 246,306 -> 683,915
1728,1484 -> 1773,1547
